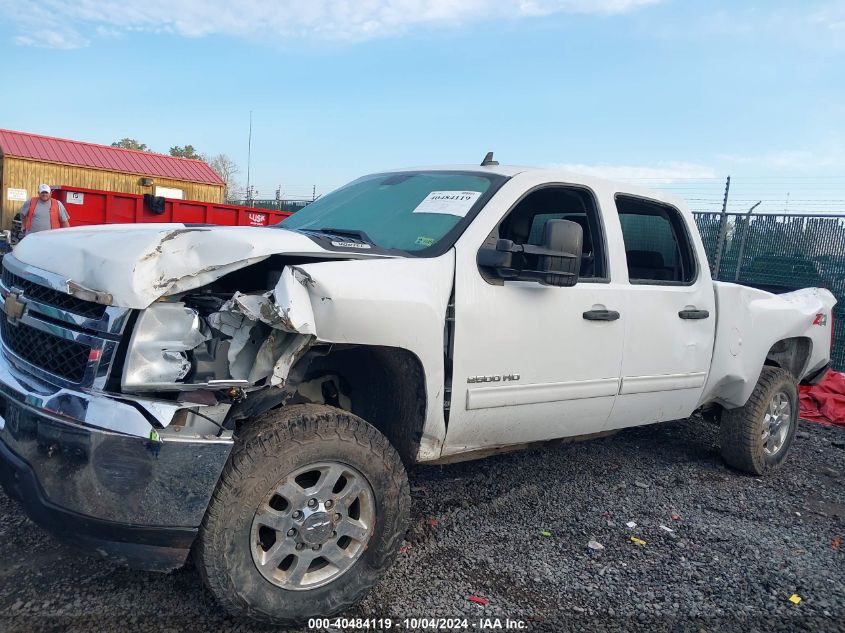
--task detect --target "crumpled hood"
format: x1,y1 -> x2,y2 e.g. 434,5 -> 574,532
12,223 -> 366,308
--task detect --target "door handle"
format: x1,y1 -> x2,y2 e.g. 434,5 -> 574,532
679,309 -> 710,320
583,309 -> 620,321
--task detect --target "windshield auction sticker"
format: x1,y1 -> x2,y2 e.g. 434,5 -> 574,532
413,191 -> 482,217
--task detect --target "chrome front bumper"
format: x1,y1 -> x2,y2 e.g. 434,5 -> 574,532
0,350 -> 233,570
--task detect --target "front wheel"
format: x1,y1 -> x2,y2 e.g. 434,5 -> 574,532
195,404 -> 410,625
719,367 -> 798,475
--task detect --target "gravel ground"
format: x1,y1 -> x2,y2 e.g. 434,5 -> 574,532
1,416 -> 843,633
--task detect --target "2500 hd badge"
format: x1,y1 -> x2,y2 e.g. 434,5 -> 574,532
467,374 -> 521,383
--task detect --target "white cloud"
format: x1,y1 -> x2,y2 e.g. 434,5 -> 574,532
552,161 -> 717,184
809,2 -> 845,31
644,2 -> 845,52
717,147 -> 845,173
14,30 -> 90,49
0,0 -> 662,48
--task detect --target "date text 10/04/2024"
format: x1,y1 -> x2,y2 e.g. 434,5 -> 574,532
308,618 -> 529,630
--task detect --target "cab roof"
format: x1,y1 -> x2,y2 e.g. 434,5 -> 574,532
380,164 -> 688,210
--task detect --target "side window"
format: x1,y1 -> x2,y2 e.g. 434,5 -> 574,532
496,186 -> 607,280
615,195 -> 696,284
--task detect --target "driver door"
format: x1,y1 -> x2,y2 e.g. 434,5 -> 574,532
442,182 -> 626,457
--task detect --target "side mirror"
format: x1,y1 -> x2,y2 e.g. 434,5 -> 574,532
476,218 -> 582,286
477,239 -> 515,275
539,219 -> 582,287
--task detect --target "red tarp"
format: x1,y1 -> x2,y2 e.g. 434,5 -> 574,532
799,370 -> 845,427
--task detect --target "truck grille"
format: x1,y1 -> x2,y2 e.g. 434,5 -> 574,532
0,318 -> 91,383
1,267 -> 106,320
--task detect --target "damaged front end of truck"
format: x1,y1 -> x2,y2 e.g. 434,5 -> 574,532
0,225 -> 378,570
0,170 -> 475,585
124,264 -> 318,397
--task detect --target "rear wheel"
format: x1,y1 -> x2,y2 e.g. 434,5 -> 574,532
719,367 -> 798,475
196,404 -> 409,625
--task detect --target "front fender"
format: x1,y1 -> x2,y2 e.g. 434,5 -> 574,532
293,252 -> 456,460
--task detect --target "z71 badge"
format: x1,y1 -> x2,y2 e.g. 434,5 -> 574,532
467,374 -> 521,384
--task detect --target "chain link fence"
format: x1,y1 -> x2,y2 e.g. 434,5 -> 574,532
693,211 -> 845,370
228,199 -> 313,213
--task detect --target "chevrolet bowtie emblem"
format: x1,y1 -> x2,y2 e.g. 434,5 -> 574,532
4,292 -> 25,323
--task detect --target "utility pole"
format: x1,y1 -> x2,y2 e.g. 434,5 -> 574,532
712,175 -> 731,278
312,185 -> 316,201
246,110 -> 253,206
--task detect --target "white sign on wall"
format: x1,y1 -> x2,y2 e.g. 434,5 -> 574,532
155,186 -> 184,200
6,188 -> 26,202
66,191 -> 85,205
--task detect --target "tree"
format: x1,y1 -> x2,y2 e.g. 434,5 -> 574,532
205,153 -> 242,201
169,145 -> 201,159
111,138 -> 149,151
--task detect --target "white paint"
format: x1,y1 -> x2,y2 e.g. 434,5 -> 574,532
699,284 -> 836,408
466,377 -> 620,410
154,186 -> 184,199
619,372 -> 707,395
412,191 -> 481,217
729,327 -> 742,356
445,170 -> 629,454
295,253 -> 456,460
12,225 -> 381,309
272,266 -> 317,335
6,188 -> 26,201
600,185 -> 717,431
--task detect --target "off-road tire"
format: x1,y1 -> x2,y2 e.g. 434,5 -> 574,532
719,367 -> 798,475
195,404 -> 410,625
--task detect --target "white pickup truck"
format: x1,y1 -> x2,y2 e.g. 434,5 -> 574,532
0,161 -> 835,624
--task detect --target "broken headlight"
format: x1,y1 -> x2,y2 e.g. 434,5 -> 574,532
122,303 -> 208,390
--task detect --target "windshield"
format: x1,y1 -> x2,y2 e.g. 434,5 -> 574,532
281,171 -> 505,252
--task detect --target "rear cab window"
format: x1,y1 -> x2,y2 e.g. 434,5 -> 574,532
614,194 -> 697,285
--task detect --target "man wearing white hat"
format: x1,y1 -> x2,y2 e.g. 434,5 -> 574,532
18,184 -> 71,235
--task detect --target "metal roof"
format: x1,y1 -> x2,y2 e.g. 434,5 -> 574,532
0,128 -> 224,186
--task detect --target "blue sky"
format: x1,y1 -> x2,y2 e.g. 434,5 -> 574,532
1,0 -> 844,212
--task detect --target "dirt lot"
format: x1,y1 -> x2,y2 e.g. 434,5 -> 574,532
1,417 -> 843,633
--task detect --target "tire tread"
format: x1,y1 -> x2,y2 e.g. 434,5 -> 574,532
719,367 -> 797,475
195,404 -> 409,624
